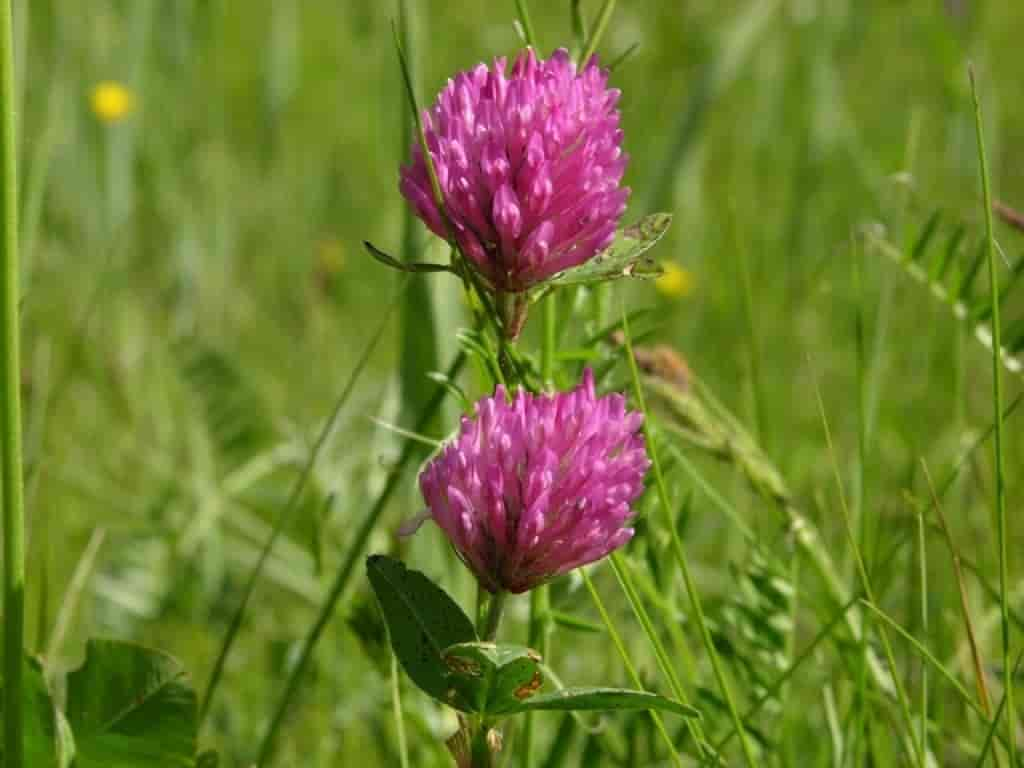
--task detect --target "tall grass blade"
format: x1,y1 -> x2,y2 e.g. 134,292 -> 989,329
922,460 -> 993,716
397,0 -> 440,451
968,65 -> 1016,766
200,282 -> 408,724
580,569 -> 685,768
621,304 -> 759,768
514,0 -> 539,49
0,1 -> 25,765
579,0 -> 616,64
255,349 -> 467,766
811,362 -> 927,768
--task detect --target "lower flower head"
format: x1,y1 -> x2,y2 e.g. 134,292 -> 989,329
418,369 -> 649,593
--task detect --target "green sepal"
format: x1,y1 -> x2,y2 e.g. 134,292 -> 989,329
545,214 -> 672,288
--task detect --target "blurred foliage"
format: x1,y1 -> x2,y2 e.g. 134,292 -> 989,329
17,1 -> 1024,766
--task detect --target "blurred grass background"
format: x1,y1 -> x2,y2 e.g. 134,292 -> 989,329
14,0 -> 1024,765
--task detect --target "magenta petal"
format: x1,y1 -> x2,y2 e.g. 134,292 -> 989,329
398,48 -> 629,292
416,369 -> 649,594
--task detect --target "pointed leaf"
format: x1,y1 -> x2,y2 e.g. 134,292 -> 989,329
0,655 -> 74,768
66,639 -> 198,768
500,687 -> 701,718
364,240 -> 454,274
366,554 -> 477,703
547,214 -> 672,288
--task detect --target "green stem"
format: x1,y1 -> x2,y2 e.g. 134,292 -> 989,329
471,723 -> 495,768
621,307 -> 758,768
255,350 -> 467,766
520,585 -> 548,768
482,591 -> 506,642
0,1 -> 23,766
541,294 -> 556,385
969,66 -> 1016,768
513,0 -> 538,49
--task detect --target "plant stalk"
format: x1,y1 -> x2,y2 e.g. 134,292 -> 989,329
482,591 -> 506,642
969,66 -> 1017,767
0,1 -> 23,766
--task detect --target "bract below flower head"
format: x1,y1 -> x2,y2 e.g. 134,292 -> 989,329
418,369 -> 649,594
400,48 -> 629,294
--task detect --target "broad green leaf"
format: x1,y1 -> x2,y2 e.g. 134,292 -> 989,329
442,642 -> 544,715
546,214 -> 672,288
196,749 -> 220,768
0,655 -> 74,768
500,687 -> 701,719
366,554 -> 477,702
66,639 -> 198,768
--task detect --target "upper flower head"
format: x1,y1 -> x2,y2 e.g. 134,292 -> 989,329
418,369 -> 649,594
400,49 -> 630,293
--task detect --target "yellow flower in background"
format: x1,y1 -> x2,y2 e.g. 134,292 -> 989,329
316,237 -> 346,276
655,262 -> 694,299
90,81 -> 134,123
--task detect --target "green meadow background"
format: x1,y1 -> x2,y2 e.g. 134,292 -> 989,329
15,1 -> 1024,765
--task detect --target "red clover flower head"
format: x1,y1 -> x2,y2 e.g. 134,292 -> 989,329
418,369 -> 650,594
400,48 -> 630,293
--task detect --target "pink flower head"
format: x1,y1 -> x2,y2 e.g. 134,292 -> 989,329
418,369 -> 649,594
400,48 -> 630,293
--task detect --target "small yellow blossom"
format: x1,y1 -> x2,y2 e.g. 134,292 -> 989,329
655,262 -> 694,299
90,81 -> 134,123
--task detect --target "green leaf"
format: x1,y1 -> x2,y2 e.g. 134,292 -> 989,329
66,639 -> 198,768
364,240 -> 455,274
0,655 -> 75,768
546,214 -> 672,288
501,687 -> 701,719
366,554 -> 477,703
441,642 -> 544,715
196,749 -> 220,768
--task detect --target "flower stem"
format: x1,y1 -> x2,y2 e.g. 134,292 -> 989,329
482,591 -> 506,641
0,1 -> 23,766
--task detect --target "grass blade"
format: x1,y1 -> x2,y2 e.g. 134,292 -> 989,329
621,304 -> 759,768
0,1 -> 25,765
811,361 -> 926,768
580,0 -> 616,64
580,569 -> 684,768
397,0 -> 441,450
969,65 -> 1016,766
255,348 -> 467,766
200,281 -> 408,724
514,0 -> 539,49
922,460 -> 993,717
